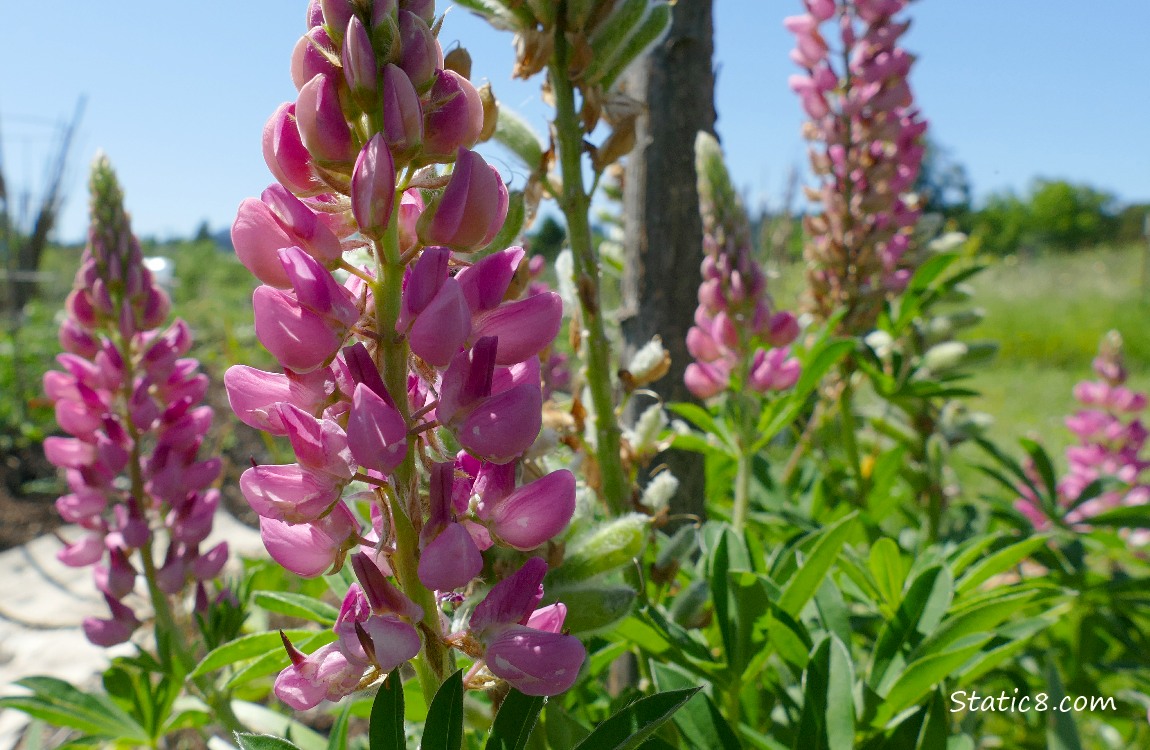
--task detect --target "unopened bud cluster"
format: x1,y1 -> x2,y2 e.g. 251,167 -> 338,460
685,133 -> 800,400
45,157 -> 227,646
786,0 -> 927,333
1017,332 -> 1150,539
227,0 -> 584,704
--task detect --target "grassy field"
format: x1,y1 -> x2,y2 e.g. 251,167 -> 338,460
767,243 -> 1150,478
966,244 -> 1150,456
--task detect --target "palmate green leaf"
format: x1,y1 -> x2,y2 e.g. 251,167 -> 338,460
728,571 -> 771,675
1,676 -> 149,740
543,703 -> 592,749
667,402 -> 721,436
450,0 -> 531,30
777,513 -> 859,618
796,636 -> 855,750
570,687 -> 701,750
954,536 -> 1048,596
946,534 -> 1002,579
327,702 -> 352,750
640,604 -> 715,664
763,601 -> 814,671
232,701 -> 327,750
814,578 -> 852,650
1086,503 -> 1150,529
1018,437 -> 1059,509
650,662 -> 741,750
485,689 -> 545,750
420,670 -> 464,750
1045,660 -> 1084,750
955,615 -> 1055,684
868,537 -> 907,610
669,431 -> 731,456
235,733 -> 304,750
914,690 -> 949,750
370,669 -> 405,750
910,590 -> 1042,661
254,591 -> 340,625
872,634 -> 992,727
871,565 -> 954,694
191,629 -> 318,678
711,530 -> 735,661
0,677 -> 148,742
226,631 -> 338,689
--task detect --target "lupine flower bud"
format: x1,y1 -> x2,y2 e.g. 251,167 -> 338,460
418,149 -> 508,251
319,0 -> 356,37
351,135 -> 398,239
380,65 -> 424,160
400,0 -> 435,24
263,103 -> 323,194
472,293 -> 564,366
241,462 -> 345,523
686,132 -> 799,399
456,246 -> 525,312
396,10 -> 439,90
749,347 -> 802,392
232,187 -> 342,287
418,462 -> 483,590
421,71 -> 484,160
292,27 -> 340,91
342,17 -> 377,103
684,360 -> 729,400
297,73 -> 355,163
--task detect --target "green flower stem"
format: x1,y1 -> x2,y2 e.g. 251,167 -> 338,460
116,332 -> 245,737
732,447 -> 752,535
371,201 -> 449,698
838,376 -> 868,506
549,28 -> 628,516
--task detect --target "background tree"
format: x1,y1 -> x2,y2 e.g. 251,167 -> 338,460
620,0 -> 716,520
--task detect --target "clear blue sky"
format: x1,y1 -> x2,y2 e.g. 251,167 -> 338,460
4,1 -> 1148,243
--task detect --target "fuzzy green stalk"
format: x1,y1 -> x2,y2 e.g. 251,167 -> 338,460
370,196 -> 450,696
549,24 -> 628,516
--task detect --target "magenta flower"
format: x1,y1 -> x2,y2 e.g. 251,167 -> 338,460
786,0 -> 927,332
1017,333 -> 1150,538
418,149 -> 508,251
686,133 -> 800,400
470,558 -> 586,696
235,0 -> 583,705
484,469 -> 577,551
346,383 -> 408,474
274,641 -> 363,711
44,156 -> 227,647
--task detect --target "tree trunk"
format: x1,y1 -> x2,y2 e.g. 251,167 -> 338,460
620,0 -> 717,521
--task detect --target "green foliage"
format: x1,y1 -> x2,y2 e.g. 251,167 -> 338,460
967,178 -> 1122,255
